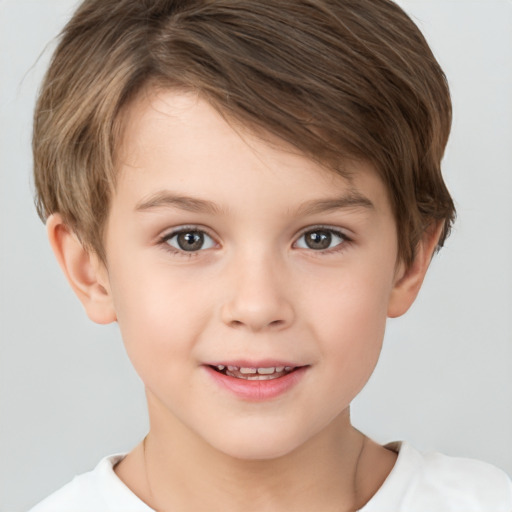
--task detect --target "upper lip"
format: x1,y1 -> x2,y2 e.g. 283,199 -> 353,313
205,360 -> 304,369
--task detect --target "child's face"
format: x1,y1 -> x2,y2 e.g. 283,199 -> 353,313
102,90 -> 403,459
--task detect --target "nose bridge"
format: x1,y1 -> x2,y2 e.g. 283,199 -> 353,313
220,245 -> 294,332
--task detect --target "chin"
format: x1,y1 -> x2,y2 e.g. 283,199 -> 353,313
219,440 -> 299,461
201,422 -> 314,462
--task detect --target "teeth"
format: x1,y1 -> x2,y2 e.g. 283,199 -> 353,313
227,373 -> 282,381
257,367 -> 275,375
221,366 -> 298,380
240,367 -> 257,374
217,364 -> 297,378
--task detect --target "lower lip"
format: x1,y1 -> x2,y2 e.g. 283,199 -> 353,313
204,366 -> 308,401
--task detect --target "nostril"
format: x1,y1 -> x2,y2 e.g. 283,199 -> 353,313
228,318 -> 287,330
267,319 -> 286,329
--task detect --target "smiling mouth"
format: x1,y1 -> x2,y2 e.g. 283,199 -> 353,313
209,365 -> 298,381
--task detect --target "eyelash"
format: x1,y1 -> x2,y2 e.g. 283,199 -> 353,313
294,226 -> 351,255
157,225 -> 352,257
158,226 -> 217,258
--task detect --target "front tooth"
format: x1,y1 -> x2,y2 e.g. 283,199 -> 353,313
227,365 -> 239,371
257,367 -> 275,375
240,367 -> 257,374
247,374 -> 275,380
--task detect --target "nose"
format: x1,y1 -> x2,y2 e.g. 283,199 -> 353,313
220,252 -> 295,332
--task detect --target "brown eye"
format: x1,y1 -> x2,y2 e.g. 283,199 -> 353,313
295,228 -> 346,251
165,230 -> 215,252
177,231 -> 204,251
304,230 -> 332,250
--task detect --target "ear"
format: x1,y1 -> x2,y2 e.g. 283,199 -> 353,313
46,214 -> 116,324
387,222 -> 444,318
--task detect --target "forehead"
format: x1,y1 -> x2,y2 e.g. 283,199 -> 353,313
114,88 -> 391,216
117,87 -> 336,174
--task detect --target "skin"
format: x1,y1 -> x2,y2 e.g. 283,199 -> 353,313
48,90 -> 442,511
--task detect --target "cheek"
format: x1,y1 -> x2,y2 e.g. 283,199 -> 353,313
309,260 -> 392,331
108,261 -> 209,378
307,266 -> 392,382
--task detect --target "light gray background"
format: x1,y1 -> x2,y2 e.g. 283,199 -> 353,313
1,1 -> 511,510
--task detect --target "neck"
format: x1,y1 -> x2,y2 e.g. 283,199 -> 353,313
133,400 -> 368,512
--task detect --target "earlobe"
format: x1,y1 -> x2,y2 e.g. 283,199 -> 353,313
387,222 -> 444,318
46,214 -> 116,324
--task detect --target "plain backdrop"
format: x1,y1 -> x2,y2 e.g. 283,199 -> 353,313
1,1 -> 511,510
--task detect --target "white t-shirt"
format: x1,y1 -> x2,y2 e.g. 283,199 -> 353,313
29,442 -> 512,511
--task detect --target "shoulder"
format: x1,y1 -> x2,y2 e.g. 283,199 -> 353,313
362,442 -> 512,512
28,454 -> 154,512
419,445 -> 511,488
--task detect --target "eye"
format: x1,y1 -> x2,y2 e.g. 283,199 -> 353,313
164,229 -> 216,252
295,228 -> 347,251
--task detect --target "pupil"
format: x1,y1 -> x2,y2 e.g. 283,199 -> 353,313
178,231 -> 204,251
306,230 -> 331,250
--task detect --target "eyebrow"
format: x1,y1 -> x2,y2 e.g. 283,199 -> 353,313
135,190 -> 374,216
135,191 -> 222,214
296,192 -> 375,216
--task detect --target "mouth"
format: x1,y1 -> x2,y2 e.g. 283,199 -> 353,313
204,362 -> 308,400
209,364 -> 298,381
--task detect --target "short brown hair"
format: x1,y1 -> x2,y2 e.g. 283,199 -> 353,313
33,0 -> 455,266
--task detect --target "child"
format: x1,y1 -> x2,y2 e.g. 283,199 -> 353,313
29,0 -> 512,510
